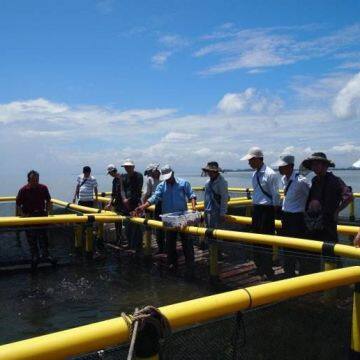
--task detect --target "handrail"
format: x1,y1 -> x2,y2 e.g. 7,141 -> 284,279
224,215 -> 360,236
0,267 -> 359,359
0,211 -> 359,257
192,186 -> 360,198
50,199 -> 115,215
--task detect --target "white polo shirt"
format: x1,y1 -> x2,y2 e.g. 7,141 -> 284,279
77,174 -> 98,201
252,164 -> 280,206
281,171 -> 310,213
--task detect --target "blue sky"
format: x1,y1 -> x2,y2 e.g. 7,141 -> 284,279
0,0 -> 360,175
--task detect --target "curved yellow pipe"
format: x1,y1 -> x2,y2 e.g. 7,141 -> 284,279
0,267 -> 359,359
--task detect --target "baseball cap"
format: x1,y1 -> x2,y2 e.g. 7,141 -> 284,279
160,164 -> 174,181
106,164 -> 117,174
272,155 -> 295,168
241,147 -> 264,161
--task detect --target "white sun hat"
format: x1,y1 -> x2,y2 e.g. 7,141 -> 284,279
121,159 -> 135,167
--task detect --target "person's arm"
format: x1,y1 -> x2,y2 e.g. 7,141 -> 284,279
73,177 -> 80,203
46,199 -> 52,215
93,178 -> 98,201
335,182 -> 353,219
142,178 -> 152,203
135,182 -> 162,215
45,188 -> 52,215
269,173 -> 281,208
219,179 -> 229,218
15,190 -> 23,216
184,181 -> 197,210
354,229 -> 360,247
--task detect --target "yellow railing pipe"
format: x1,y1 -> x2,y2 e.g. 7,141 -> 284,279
50,199 -> 115,215
0,267 -> 359,360
224,214 -> 360,236
0,196 -> 16,202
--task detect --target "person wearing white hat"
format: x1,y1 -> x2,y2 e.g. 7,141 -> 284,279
142,163 -> 165,254
121,159 -> 144,250
135,165 -> 197,276
272,154 -> 310,277
105,164 -> 126,244
241,147 -> 280,279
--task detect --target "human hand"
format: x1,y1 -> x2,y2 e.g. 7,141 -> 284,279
354,232 -> 360,248
308,200 -> 321,212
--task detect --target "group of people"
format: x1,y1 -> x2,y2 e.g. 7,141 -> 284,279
15,148 -> 356,278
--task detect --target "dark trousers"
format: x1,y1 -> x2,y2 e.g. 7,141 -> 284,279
154,202 -> 165,252
310,219 -> 340,269
78,200 -> 94,208
25,229 -> 49,260
252,205 -> 275,277
281,212 -> 319,276
166,231 -> 194,269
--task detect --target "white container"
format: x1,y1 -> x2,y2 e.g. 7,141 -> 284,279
160,211 -> 201,228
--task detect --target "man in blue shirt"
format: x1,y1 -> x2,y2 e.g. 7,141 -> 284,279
135,165 -> 197,275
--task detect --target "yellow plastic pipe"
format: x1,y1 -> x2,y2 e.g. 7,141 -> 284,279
0,267 -> 359,360
0,196 -> 16,202
51,199 -> 115,215
225,214 -> 360,236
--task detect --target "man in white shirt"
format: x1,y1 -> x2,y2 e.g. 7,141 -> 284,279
73,166 -> 98,208
241,147 -> 280,279
273,154 -> 310,277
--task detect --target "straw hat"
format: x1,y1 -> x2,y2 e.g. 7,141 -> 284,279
301,152 -> 335,170
202,161 -> 222,172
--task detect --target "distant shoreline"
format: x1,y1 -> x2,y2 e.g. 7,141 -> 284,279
223,168 -> 360,173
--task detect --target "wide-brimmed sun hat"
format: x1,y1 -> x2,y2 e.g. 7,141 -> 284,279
301,152 -> 335,170
272,154 -> 295,168
202,161 -> 222,172
121,159 -> 135,167
241,147 -> 264,161
160,164 -> 174,181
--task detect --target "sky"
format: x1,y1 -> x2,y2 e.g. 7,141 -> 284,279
0,0 -> 360,177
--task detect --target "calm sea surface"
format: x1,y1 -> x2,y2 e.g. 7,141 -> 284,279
0,170 -> 360,350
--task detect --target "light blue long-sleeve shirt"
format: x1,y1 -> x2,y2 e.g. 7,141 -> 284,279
147,177 -> 196,214
252,164 -> 281,207
204,174 -> 229,216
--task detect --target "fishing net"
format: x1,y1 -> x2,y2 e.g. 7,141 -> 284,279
73,293 -> 352,360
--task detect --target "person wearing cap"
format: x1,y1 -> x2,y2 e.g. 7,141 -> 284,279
202,161 -> 229,231
105,164 -> 126,244
241,147 -> 281,279
73,166 -> 98,208
272,154 -> 310,277
121,159 -> 144,250
303,152 -> 353,248
143,163 -> 165,254
135,165 -> 197,275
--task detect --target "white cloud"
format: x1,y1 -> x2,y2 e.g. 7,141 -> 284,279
159,35 -> 189,48
151,51 -> 173,66
0,87 -> 358,176
195,24 -> 360,74
331,143 -> 360,153
162,132 -> 197,142
96,0 -> 114,14
332,72 -> 360,119
217,88 -> 283,114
